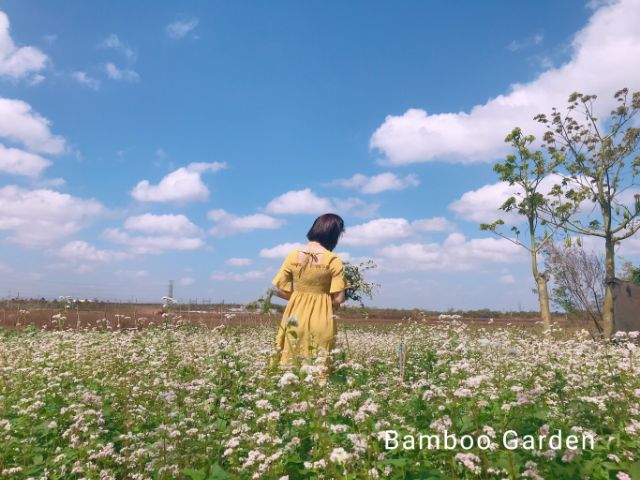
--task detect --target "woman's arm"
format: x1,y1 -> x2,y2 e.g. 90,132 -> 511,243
331,289 -> 345,306
274,288 -> 292,300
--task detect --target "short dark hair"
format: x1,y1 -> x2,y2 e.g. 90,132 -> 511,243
306,213 -> 345,251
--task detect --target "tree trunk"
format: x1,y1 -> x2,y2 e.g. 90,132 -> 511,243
536,273 -> 552,328
530,241 -> 551,328
602,234 -> 616,338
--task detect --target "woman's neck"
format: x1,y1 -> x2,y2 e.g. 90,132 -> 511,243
306,241 -> 327,252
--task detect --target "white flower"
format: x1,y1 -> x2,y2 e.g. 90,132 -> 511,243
278,372 -> 299,388
286,316 -> 299,327
329,447 -> 352,464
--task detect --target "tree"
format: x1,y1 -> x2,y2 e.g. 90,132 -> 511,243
544,238 -> 605,334
535,89 -> 640,337
620,261 -> 640,285
481,128 -> 559,327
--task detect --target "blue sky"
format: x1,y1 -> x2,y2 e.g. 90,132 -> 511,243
1,0 -> 639,309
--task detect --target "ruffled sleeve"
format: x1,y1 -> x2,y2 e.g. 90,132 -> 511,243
272,251 -> 294,292
328,255 -> 348,293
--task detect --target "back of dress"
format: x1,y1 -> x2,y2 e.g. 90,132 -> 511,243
271,248 -> 347,366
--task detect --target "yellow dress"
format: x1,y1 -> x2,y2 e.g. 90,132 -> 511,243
272,248 -> 347,365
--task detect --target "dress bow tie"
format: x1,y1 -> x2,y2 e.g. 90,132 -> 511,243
298,251 -> 320,277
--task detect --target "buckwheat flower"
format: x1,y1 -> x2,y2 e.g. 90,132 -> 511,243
330,424 -> 348,433
617,473 -> 632,480
608,454 -> 621,463
455,453 -> 481,475
286,316 -> 298,328
278,372 -> 299,388
453,387 -> 473,398
561,448 -> 581,462
429,415 -> 452,433
625,419 -> 640,435
292,419 -> 306,427
483,425 -> 496,438
329,447 -> 352,464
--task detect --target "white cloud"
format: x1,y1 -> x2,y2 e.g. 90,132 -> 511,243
332,197 -> 380,218
28,74 -> 45,86
342,218 -> 414,246
124,213 -> 200,236
72,71 -> 100,90
499,273 -> 516,284
341,216 -> 455,246
259,242 -> 305,259
0,144 -> 51,177
99,34 -> 136,62
104,62 -> 140,82
104,228 -> 204,255
507,32 -> 544,52
334,251 -> 351,262
131,162 -> 226,203
264,188 -> 379,217
226,257 -> 253,266
211,269 -> 270,282
0,98 -> 65,154
0,186 -> 104,247
179,277 -> 194,286
265,188 -> 333,215
187,162 -> 227,174
370,0 -> 640,165
449,182 -> 522,224
412,216 -> 456,232
165,18 -> 199,39
58,240 -> 129,263
327,172 -> 419,194
376,232 -> 524,272
32,177 -> 65,188
0,11 -> 48,81
449,173 -> 568,224
208,209 -> 285,236
116,269 -> 149,278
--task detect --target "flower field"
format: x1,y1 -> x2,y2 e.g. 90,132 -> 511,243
1,321 -> 639,479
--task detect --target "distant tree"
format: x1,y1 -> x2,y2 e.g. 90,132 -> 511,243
544,238 -> 605,334
535,88 -> 640,337
620,261 -> 640,285
481,128 -> 560,327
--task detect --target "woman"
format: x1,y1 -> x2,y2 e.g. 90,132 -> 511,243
271,213 -> 348,367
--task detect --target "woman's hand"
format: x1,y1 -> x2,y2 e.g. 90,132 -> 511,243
274,288 -> 292,300
331,290 -> 345,306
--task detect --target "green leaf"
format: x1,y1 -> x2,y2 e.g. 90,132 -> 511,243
208,463 -> 236,480
184,468 -> 207,480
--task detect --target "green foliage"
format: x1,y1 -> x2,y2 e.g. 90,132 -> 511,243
535,88 -> 640,253
343,259 -> 379,306
246,288 -> 282,314
621,261 -> 640,285
481,127 -> 556,254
